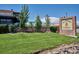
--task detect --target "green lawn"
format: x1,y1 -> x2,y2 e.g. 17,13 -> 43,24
0,32 -> 79,54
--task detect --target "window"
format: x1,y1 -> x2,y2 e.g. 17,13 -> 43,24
0,19 -> 12,24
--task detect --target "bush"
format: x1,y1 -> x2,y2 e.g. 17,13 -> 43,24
8,24 -> 14,33
8,23 -> 19,33
14,23 -> 19,28
14,23 -> 19,32
50,26 -> 57,33
0,23 -> 19,33
0,24 -> 9,33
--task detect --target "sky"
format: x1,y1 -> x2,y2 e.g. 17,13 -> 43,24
0,4 -> 79,25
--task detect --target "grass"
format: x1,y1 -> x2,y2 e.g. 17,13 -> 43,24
0,32 -> 79,54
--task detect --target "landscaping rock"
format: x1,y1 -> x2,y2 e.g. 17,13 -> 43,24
38,42 -> 79,54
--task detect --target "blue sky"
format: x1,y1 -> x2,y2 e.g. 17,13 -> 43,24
0,4 -> 79,24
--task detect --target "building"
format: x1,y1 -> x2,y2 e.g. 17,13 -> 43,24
0,9 -> 19,24
0,9 -> 20,33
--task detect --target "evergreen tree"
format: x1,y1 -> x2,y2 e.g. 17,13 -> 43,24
45,14 -> 50,31
19,4 -> 29,29
35,16 -> 42,32
29,22 -> 34,31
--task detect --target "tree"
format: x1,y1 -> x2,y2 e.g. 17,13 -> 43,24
29,22 -> 34,31
45,14 -> 50,32
19,4 -> 29,29
35,16 -> 42,32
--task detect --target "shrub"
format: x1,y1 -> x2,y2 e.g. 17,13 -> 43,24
0,23 -> 19,33
50,26 -> 57,33
8,24 -> 14,33
8,23 -> 19,33
13,23 -> 19,32
14,23 -> 19,28
0,24 -> 9,33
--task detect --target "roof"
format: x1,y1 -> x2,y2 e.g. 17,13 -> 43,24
0,10 -> 14,13
0,10 -> 20,17
0,10 -> 19,13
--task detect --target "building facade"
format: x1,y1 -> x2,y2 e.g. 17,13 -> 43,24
0,9 -> 19,24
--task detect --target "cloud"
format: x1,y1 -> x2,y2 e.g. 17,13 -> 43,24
41,17 -> 59,25
49,17 -> 59,24
77,21 -> 79,26
41,17 -> 46,23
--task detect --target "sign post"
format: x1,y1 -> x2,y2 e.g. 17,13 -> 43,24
59,16 -> 77,37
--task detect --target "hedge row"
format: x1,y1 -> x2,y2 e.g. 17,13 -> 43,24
0,24 -> 9,33
0,23 -> 19,33
0,24 -> 58,33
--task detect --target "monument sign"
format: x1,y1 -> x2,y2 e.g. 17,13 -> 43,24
59,16 -> 76,37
